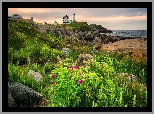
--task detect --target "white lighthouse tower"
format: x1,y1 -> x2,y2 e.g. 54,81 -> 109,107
73,13 -> 75,22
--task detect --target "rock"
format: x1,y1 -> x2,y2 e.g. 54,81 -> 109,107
33,98 -> 50,107
66,29 -> 73,36
77,39 -> 86,45
78,31 -> 83,37
93,37 -> 102,44
90,32 -> 94,40
77,54 -> 93,66
92,46 -> 99,54
117,73 -> 140,83
36,25 -> 48,33
8,82 -> 42,107
107,30 -> 113,33
8,92 -> 18,107
57,31 -> 62,38
70,34 -> 76,42
88,31 -> 91,35
49,30 -> 56,36
93,37 -> 102,50
61,48 -> 71,56
27,69 -> 43,82
94,30 -> 99,36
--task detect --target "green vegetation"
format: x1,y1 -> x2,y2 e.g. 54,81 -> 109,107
8,19 -> 147,107
59,21 -> 95,31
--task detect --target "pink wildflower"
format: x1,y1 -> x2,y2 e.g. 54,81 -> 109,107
90,61 -> 92,65
52,74 -> 56,79
78,80 -> 82,84
71,65 -> 78,70
80,72 -> 82,76
52,81 -> 56,84
84,66 -> 87,71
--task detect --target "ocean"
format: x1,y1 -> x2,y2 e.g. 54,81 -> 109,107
101,30 -> 147,38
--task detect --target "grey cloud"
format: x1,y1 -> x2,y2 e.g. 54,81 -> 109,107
21,9 -> 77,21
76,8 -> 147,17
123,9 -> 147,17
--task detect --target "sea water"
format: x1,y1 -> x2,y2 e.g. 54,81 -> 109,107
102,30 -> 147,38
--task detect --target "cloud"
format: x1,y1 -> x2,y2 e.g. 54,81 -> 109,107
8,8 -> 63,14
74,8 -> 147,18
77,14 -> 147,23
8,8 -> 147,30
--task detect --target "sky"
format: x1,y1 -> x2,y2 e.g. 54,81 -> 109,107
8,8 -> 147,30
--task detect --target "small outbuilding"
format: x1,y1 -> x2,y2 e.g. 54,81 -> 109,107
54,21 -> 58,26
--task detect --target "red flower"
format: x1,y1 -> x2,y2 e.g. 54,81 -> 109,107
90,61 -> 92,65
78,80 -> 82,84
52,81 -> 56,84
52,74 -> 56,79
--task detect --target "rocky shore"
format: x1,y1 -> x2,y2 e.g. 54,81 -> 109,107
33,22 -> 147,62
100,38 -> 147,62
36,25 -> 147,56
35,23 -> 146,50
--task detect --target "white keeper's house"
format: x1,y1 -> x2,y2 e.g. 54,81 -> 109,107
63,15 -> 69,24
63,13 -> 76,24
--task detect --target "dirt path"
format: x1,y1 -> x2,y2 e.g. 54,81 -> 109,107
100,38 -> 147,62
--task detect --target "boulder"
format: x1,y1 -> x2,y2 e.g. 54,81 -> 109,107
78,31 -> 83,37
75,30 -> 79,33
93,37 -> 102,50
66,29 -> 73,36
27,69 -> 43,82
77,54 -> 93,66
33,98 -> 50,107
57,31 -> 62,38
59,28 -> 65,33
49,30 -> 56,36
107,30 -> 113,33
70,34 -> 76,42
93,30 -> 99,36
8,82 -> 42,107
36,25 -> 48,33
61,48 -> 71,56
117,73 -> 140,83
8,92 -> 18,107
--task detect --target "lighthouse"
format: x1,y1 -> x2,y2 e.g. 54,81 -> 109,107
73,13 -> 75,22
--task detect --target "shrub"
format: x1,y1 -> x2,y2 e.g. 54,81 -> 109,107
48,55 -> 147,107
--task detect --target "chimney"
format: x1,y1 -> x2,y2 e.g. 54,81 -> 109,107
31,17 -> 33,22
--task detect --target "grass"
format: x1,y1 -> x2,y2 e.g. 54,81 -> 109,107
58,21 -> 95,31
8,19 -> 147,107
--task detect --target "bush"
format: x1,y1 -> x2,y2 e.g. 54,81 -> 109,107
48,56 -> 147,107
